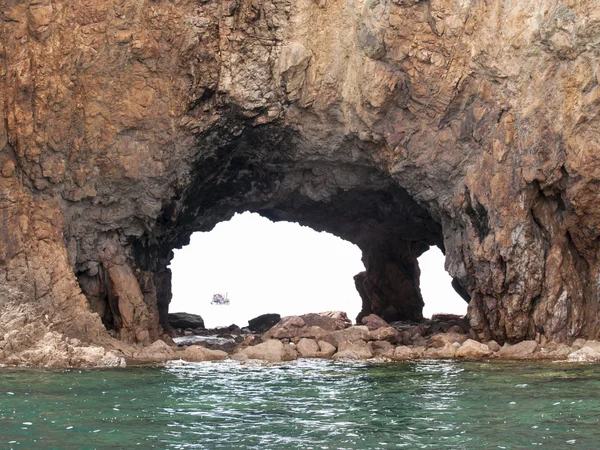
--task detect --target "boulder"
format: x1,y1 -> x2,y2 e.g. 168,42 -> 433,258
182,345 -> 228,362
332,339 -> 373,360
168,313 -> 205,330
316,340 -> 337,358
361,314 -> 389,331
248,313 -> 281,332
412,334 -> 427,348
486,340 -> 501,352
370,340 -> 395,358
446,325 -> 466,335
264,316 -> 307,339
297,338 -> 320,358
328,326 -> 370,346
497,340 -> 538,359
134,340 -> 177,363
10,331 -> 126,368
423,343 -> 457,358
582,340 -> 600,352
369,326 -> 399,342
397,330 -> 413,346
571,338 -> 588,350
536,342 -> 572,360
317,311 -> 352,328
392,345 -> 413,360
70,346 -> 126,368
455,339 -> 492,359
235,339 -> 298,362
300,313 -> 349,331
427,332 -> 468,348
568,346 -> 600,362
264,317 -> 330,342
174,335 -> 237,352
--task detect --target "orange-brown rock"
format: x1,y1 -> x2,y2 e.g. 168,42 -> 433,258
234,339 -> 297,362
497,341 -> 539,360
2,0 -> 600,367
455,339 -> 492,359
332,340 -> 373,361
182,345 -> 228,362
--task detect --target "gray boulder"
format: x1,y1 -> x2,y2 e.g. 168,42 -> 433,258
168,312 -> 205,330
248,313 -> 281,332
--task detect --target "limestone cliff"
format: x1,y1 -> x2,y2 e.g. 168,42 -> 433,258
1,0 -> 600,365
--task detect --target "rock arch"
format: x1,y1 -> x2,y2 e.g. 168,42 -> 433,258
1,0 -> 600,364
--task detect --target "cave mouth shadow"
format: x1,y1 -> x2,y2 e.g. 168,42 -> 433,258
75,125 -> 469,342
77,185 -> 470,341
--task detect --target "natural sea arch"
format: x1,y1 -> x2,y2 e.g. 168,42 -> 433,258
2,0 -> 598,365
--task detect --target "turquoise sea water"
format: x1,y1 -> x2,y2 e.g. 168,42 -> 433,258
1,359 -> 599,449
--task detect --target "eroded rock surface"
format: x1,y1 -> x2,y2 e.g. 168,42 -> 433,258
2,0 -> 600,366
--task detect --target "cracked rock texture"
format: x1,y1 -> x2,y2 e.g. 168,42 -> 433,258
2,0 -> 600,366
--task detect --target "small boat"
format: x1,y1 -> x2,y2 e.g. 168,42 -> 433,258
211,293 -> 230,305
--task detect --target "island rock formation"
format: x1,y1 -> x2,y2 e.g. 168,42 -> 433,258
1,0 -> 600,365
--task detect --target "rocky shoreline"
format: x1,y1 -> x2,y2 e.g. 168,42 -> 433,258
16,311 -> 600,370
174,312 -> 600,364
2,311 -> 600,369
3,311 -> 600,369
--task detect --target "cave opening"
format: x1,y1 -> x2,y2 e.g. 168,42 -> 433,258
167,212 -> 467,331
418,247 -> 468,319
74,123 -> 472,343
168,212 -> 365,329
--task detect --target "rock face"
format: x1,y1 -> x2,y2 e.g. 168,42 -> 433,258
2,0 -> 600,366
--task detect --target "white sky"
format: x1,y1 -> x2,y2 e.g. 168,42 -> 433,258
169,212 -> 467,328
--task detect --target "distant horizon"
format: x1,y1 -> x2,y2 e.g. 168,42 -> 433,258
169,212 -> 467,328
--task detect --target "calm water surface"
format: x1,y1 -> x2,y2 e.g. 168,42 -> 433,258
1,359 -> 599,449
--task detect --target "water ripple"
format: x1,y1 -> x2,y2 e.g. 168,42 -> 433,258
1,360 -> 600,448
